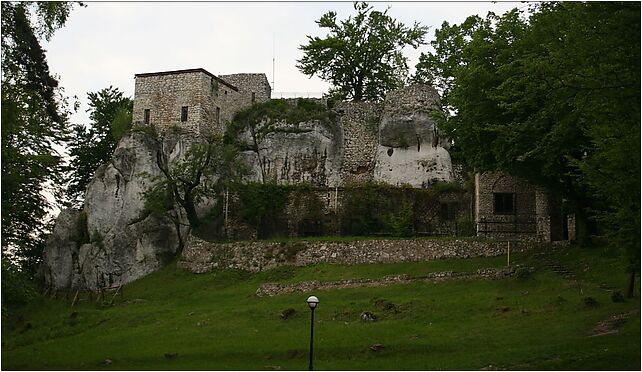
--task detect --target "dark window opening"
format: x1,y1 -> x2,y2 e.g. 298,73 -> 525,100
494,193 -> 515,214
224,90 -> 227,95
215,107 -> 220,126
144,109 -> 150,124
181,106 -> 188,122
251,92 -> 256,103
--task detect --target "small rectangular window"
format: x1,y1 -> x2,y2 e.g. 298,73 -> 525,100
144,109 -> 150,124
215,107 -> 220,125
251,92 -> 256,104
494,193 -> 515,214
181,106 -> 188,122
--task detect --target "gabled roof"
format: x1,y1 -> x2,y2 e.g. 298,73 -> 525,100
134,68 -> 238,92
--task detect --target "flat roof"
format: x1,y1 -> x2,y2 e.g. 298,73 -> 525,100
134,68 -> 238,91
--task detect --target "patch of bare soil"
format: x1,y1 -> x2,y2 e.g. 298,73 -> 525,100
588,311 -> 637,337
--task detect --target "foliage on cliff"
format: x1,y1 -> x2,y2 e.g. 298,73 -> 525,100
415,2 -> 640,292
297,2 -> 427,101
1,2 -> 79,272
227,98 -> 334,143
143,134 -> 243,232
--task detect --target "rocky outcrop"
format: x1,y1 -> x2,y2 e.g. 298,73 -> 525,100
235,85 -> 454,188
41,209 -> 82,289
238,118 -> 343,187
374,85 -> 454,187
41,131 -> 192,290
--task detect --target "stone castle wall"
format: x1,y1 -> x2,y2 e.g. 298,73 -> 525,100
334,101 -> 382,183
133,71 -> 219,134
133,69 -> 271,136
131,69 -> 559,243
179,235 -> 543,274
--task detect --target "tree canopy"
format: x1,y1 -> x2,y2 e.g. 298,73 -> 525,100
1,1 -> 79,273
143,133 -> 244,239
66,86 -> 132,206
415,3 -> 640,291
297,2 -> 427,101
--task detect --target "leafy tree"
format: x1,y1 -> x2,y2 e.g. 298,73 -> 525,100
143,134 -> 244,235
297,2 -> 427,101
416,3 -> 639,293
1,2 -> 78,273
66,87 -> 132,206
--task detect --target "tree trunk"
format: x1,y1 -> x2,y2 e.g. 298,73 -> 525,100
625,271 -> 636,298
182,192 -> 200,229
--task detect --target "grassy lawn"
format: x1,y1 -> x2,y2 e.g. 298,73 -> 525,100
2,245 -> 640,370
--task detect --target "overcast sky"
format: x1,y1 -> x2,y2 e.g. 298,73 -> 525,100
43,1 -> 522,125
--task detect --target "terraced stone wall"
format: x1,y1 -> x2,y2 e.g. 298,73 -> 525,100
178,235 -> 551,273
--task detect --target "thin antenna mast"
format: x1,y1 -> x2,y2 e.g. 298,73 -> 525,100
272,33 -> 276,92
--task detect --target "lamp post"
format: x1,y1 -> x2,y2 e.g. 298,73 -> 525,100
306,295 -> 319,371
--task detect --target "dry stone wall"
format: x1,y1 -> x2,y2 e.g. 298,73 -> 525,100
256,267 -> 520,297
179,235 -> 540,273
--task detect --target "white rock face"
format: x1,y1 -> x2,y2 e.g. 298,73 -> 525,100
41,84 -> 456,290
42,132 -> 191,290
237,120 -> 342,186
41,209 -> 81,289
374,85 -> 454,187
374,145 -> 453,187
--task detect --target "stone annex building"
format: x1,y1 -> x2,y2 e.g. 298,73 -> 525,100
132,68 -> 572,243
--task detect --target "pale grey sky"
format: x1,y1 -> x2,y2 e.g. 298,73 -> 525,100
43,1 -> 521,125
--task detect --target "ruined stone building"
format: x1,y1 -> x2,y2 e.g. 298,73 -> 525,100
41,67 -> 571,291
131,67 -> 569,243
132,68 -> 271,135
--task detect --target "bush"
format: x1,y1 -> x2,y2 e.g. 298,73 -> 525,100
234,181 -> 290,239
456,219 -> 476,237
386,201 -> 414,237
514,266 -> 532,280
611,290 -> 625,303
583,296 -> 599,308
432,181 -> 463,193
1,262 -> 38,310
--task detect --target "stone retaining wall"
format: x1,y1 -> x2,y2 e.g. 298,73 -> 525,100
255,267 -> 518,297
178,235 -> 543,274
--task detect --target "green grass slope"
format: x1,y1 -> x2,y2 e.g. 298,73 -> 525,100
2,245 -> 640,370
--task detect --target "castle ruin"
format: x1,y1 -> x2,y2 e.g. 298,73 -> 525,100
41,67 -> 571,291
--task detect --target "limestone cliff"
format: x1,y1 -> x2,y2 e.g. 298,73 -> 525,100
374,85 -> 453,187
41,131 -> 192,290
236,85 -> 454,187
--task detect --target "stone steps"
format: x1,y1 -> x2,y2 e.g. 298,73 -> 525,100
534,249 -> 576,279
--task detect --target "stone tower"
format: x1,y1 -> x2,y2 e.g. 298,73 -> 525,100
132,68 -> 271,136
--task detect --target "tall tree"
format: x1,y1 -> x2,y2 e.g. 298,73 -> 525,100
297,2 -> 427,101
66,87 -> 132,206
416,3 -> 640,292
143,134 -> 244,236
1,2 -> 78,273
